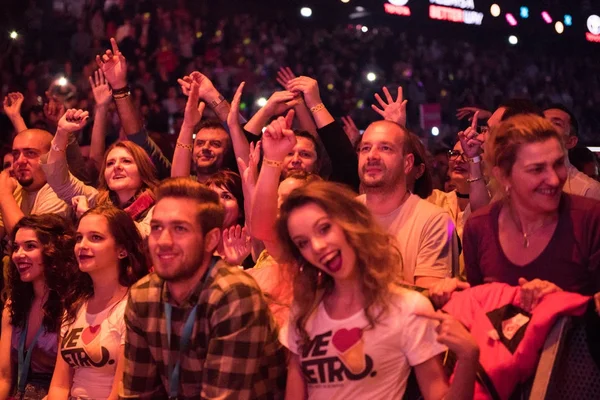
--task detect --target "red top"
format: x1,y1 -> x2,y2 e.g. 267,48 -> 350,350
463,194 -> 600,296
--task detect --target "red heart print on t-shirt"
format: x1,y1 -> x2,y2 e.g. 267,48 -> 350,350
81,325 -> 101,345
332,328 -> 363,352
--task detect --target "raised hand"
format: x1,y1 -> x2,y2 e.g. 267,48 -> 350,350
3,92 -> 24,119
182,82 -> 206,128
371,86 -> 407,127
456,107 -> 491,122
57,109 -> 90,133
227,81 -> 245,128
95,38 -> 128,89
237,141 -> 261,194
222,225 -> 252,266
0,170 -> 18,197
43,93 -> 66,126
262,110 -> 297,161
276,67 -> 297,90
457,111 -> 485,158
263,91 -> 300,116
341,115 -> 361,145
89,69 -> 112,107
416,310 -> 479,361
429,278 -> 471,309
177,71 -> 217,100
518,278 -> 562,312
287,76 -> 321,109
71,195 -> 90,219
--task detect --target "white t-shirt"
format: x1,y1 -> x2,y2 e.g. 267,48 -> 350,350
358,193 -> 456,283
287,289 -> 446,399
564,164 -> 600,200
60,298 -> 127,399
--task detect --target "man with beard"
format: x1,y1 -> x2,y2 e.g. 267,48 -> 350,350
356,121 -> 456,288
191,120 -> 233,182
121,177 -> 286,399
0,129 -> 70,240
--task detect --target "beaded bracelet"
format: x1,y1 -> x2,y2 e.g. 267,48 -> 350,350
310,103 -> 325,113
176,142 -> 193,152
262,158 -> 283,168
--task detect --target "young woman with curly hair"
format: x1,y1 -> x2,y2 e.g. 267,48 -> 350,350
0,214 -> 78,399
277,181 -> 480,400
47,205 -> 148,400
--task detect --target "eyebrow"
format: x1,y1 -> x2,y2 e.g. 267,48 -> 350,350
13,148 -> 40,153
525,155 -> 564,168
290,217 -> 329,241
150,219 -> 193,226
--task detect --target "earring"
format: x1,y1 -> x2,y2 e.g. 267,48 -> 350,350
118,251 -> 127,259
299,265 -> 304,273
505,185 -> 511,196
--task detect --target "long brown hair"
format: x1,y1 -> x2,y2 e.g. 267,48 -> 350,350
276,181 -> 403,350
63,205 -> 149,325
2,214 -> 78,333
96,141 -> 159,206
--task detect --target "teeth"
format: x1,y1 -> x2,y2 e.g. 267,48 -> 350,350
538,189 -> 556,195
321,251 -> 338,264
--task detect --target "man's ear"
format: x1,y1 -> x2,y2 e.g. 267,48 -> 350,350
565,135 -> 578,150
203,227 -> 222,254
404,153 -> 415,176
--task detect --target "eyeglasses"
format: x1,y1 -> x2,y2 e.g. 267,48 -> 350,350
448,150 -> 467,161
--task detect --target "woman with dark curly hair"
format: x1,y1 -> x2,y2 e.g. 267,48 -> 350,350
47,205 -> 148,400
0,214 -> 78,400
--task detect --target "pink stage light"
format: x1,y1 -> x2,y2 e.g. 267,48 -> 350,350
506,13 -> 518,26
541,11 -> 552,24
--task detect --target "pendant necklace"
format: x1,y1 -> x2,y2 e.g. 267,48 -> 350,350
507,206 -> 557,248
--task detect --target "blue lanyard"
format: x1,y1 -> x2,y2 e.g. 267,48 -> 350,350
17,320 -> 44,394
164,258 -> 217,399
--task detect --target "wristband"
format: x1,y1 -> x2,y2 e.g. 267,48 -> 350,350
112,92 -> 130,100
467,177 -> 483,183
468,155 -> 482,164
310,103 -> 325,113
210,95 -> 225,108
176,142 -> 193,152
112,85 -> 130,95
262,158 -> 283,168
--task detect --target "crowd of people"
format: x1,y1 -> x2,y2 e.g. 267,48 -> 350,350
0,1 -> 599,399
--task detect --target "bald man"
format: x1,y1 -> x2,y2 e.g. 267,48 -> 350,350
356,121 -> 457,288
0,129 -> 71,239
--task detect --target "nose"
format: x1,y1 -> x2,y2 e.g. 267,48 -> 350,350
14,153 -> 27,165
310,236 -> 327,254
13,246 -> 26,258
77,237 -> 90,250
547,168 -> 561,187
156,228 -> 174,247
291,153 -> 302,165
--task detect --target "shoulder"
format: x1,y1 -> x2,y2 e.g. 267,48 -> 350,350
563,193 -> 600,213
207,262 -> 264,304
465,200 -> 499,231
129,273 -> 162,304
387,287 -> 435,316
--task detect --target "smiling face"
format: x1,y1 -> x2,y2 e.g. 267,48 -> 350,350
209,184 -> 240,228
193,128 -> 230,175
287,202 -> 357,281
149,197 -> 209,282
498,138 -> 567,214
75,213 -> 123,275
12,228 -> 45,283
448,141 -> 469,182
282,137 -> 318,178
104,147 -> 142,196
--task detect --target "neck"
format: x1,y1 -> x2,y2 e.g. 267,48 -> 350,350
364,183 -> 409,215
195,173 -> 212,183
507,198 -> 558,231
90,265 -> 123,300
167,254 -> 213,305
116,189 -> 137,206
330,275 -> 364,307
32,279 -> 47,301
454,178 -> 469,195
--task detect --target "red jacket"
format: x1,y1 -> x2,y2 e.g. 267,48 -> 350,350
443,283 -> 590,400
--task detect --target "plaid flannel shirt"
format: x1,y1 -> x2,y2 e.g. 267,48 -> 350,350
120,258 -> 286,399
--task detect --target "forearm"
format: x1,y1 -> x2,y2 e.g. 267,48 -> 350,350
65,134 -> 91,184
0,194 -> 25,237
114,95 -> 142,135
251,165 -> 281,242
293,101 -> 318,137
0,379 -> 11,400
228,123 -> 250,167
445,356 -> 478,400
90,106 -> 109,171
8,114 -> 27,133
467,161 -> 490,211
204,89 -> 230,123
47,128 -> 70,164
244,106 -> 271,136
305,102 -> 334,129
47,385 -> 71,400
171,123 -> 195,177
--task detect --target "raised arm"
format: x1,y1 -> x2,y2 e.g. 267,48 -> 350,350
171,81 -> 205,177
371,86 -> 408,127
226,82 -> 250,167
244,90 -> 298,136
177,71 -> 232,123
277,67 -> 318,137
3,92 -> 27,133
88,69 -> 112,172
251,111 -> 296,261
458,112 -> 490,211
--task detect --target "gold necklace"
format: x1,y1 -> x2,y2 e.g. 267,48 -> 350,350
507,206 -> 557,248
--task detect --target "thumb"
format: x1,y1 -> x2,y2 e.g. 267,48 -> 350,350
456,281 -> 471,290
518,278 -> 529,286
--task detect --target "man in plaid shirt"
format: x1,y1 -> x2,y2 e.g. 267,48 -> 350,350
120,178 -> 286,399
